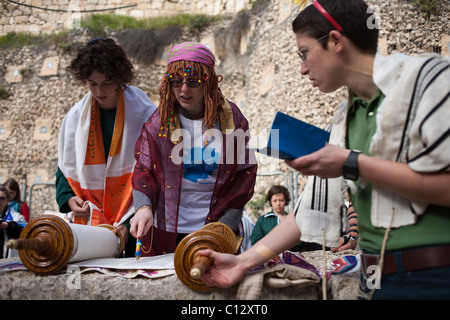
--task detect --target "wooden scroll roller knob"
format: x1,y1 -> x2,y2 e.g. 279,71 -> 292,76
7,215 -> 74,275
7,215 -> 124,275
174,222 -> 238,292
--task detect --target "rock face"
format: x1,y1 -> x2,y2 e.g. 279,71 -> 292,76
1,0 -> 447,301
0,0 -> 253,36
0,0 -> 448,219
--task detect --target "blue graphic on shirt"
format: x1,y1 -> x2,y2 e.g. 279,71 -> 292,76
183,146 -> 220,183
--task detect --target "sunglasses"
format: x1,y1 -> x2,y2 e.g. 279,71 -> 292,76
168,79 -> 202,89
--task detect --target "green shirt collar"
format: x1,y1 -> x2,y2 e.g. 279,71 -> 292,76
349,88 -> 384,113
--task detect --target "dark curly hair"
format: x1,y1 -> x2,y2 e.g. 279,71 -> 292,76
67,38 -> 135,86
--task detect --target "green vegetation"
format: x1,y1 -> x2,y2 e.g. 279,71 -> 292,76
0,87 -> 11,99
0,13 -> 225,49
0,31 -> 70,49
246,195 -> 267,218
81,13 -> 225,36
411,0 -> 443,18
0,32 -> 38,47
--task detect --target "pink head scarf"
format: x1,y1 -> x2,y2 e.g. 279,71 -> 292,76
167,42 -> 215,69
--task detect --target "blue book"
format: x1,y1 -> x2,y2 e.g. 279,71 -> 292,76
257,112 -> 330,160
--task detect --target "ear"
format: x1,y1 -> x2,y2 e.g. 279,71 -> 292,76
328,30 -> 346,53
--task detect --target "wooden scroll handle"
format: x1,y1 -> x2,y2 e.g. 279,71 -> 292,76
190,255 -> 212,279
7,236 -> 52,253
7,215 -> 74,275
174,222 -> 237,292
10,215 -> 125,275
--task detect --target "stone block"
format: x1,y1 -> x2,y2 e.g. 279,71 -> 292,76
130,9 -> 144,18
5,66 -> 24,83
39,56 -> 59,77
259,62 -> 275,96
27,168 -> 52,186
278,0 -> 293,24
14,15 -> 29,24
0,169 -> 9,184
14,25 -> 29,33
0,120 -> 12,141
2,24 -> 14,34
33,117 -> 52,140
31,0 -> 44,7
28,24 -> 40,34
41,23 -> 56,32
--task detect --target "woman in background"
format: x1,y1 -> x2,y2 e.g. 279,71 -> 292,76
5,178 -> 30,222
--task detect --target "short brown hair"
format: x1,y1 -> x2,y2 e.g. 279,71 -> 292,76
266,185 -> 290,206
292,0 -> 378,54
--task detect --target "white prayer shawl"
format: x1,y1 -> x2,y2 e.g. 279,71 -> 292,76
295,101 -> 348,248
58,85 -> 156,226
369,52 -> 450,227
295,52 -> 450,246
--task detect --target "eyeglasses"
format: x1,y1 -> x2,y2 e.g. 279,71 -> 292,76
0,197 -> 7,201
297,35 -> 328,61
169,79 -> 202,89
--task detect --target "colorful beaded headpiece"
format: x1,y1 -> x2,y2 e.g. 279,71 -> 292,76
167,42 -> 215,69
158,42 -> 223,146
162,42 -> 214,88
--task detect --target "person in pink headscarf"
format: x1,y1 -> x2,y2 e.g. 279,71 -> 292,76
130,42 -> 257,256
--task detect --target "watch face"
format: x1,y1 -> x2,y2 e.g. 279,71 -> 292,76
343,151 -> 360,181
343,171 -> 357,180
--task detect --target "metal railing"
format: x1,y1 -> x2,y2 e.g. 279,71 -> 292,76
255,170 -> 307,213
26,182 -> 56,214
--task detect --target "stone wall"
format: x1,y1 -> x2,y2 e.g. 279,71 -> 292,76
0,0 -> 251,36
0,0 -> 449,219
0,250 -> 361,300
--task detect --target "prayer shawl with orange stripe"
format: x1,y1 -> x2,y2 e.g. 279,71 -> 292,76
58,86 -> 156,226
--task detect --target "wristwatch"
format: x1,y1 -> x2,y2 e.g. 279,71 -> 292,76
343,150 -> 360,180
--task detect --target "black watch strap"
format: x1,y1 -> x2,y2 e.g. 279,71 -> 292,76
343,150 -> 360,181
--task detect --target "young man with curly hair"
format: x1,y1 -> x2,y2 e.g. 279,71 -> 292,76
56,38 -> 156,254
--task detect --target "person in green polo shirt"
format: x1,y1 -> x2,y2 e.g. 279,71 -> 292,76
197,0 -> 450,300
